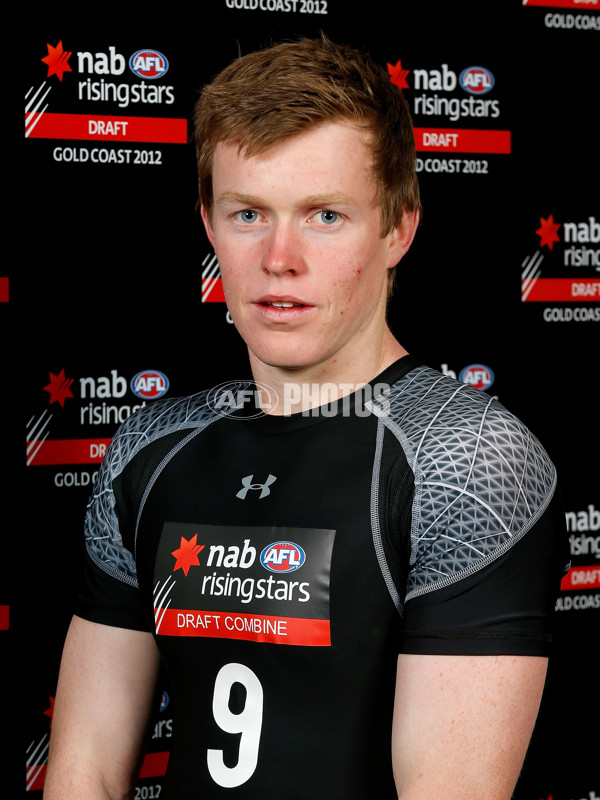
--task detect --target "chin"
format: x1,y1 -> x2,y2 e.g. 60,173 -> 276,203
255,352 -> 313,371
249,341 -> 327,372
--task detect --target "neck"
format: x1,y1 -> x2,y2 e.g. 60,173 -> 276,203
249,327 -> 408,416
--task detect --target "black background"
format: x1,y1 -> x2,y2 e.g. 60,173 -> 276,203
13,3 -> 599,797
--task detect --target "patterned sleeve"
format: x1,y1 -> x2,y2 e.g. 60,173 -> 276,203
372,368 -> 567,655
74,416 -> 147,629
74,391 -> 224,630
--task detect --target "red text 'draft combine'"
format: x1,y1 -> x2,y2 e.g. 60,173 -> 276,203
157,608 -> 331,647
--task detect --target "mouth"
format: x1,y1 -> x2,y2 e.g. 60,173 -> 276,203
256,296 -> 312,309
260,301 -> 305,309
254,296 -> 314,320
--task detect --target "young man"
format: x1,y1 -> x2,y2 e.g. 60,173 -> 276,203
45,37 -> 566,799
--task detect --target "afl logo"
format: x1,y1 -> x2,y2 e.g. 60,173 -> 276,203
459,66 -> 494,95
129,49 -> 169,79
131,370 -> 169,399
207,380 -> 279,419
260,542 -> 306,573
459,364 -> 495,391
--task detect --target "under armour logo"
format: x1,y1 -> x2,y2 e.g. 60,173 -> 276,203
236,474 -> 277,500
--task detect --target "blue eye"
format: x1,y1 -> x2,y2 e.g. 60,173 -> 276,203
318,210 -> 339,225
237,210 -> 259,223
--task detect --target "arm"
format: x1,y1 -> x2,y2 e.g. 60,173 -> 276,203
391,653 -> 547,800
44,616 -> 161,800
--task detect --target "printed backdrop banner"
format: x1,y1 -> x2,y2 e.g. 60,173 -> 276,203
11,3 -> 599,798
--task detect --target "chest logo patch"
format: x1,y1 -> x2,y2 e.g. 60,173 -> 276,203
154,523 -> 335,647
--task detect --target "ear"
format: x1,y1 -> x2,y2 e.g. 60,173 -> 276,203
200,204 -> 216,248
385,208 -> 419,268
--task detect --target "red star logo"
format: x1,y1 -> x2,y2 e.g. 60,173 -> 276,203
171,534 -> 205,576
536,214 -> 561,250
387,59 -> 410,90
44,697 -> 55,728
43,369 -> 74,407
41,41 -> 73,82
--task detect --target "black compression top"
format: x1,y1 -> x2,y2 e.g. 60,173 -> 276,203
76,356 -> 567,798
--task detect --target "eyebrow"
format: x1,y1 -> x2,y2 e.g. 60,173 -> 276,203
216,192 -> 264,208
215,191 -> 359,209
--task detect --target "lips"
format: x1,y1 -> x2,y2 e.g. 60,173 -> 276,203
256,295 -> 311,308
253,296 -> 314,321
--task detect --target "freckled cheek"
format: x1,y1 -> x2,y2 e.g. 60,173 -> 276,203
327,267 -> 366,315
223,237 -> 272,281
214,244 -> 254,289
339,255 -> 369,287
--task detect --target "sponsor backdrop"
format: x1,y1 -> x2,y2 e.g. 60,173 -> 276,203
13,2 -> 597,798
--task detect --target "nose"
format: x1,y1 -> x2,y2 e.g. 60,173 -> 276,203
261,222 -> 306,276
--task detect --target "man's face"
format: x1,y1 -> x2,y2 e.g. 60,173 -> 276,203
202,121 -> 415,378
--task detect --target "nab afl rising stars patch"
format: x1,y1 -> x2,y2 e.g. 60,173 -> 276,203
154,523 -> 336,647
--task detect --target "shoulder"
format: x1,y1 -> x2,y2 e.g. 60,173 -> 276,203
103,388 -> 225,480
371,365 -> 557,599
374,364 -> 553,482
83,389 -> 223,587
376,363 -> 515,430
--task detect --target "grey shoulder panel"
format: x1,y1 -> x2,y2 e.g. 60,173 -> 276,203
370,366 -> 556,602
83,391 -> 224,587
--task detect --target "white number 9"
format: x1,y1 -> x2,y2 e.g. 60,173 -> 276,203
207,663 -> 264,787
